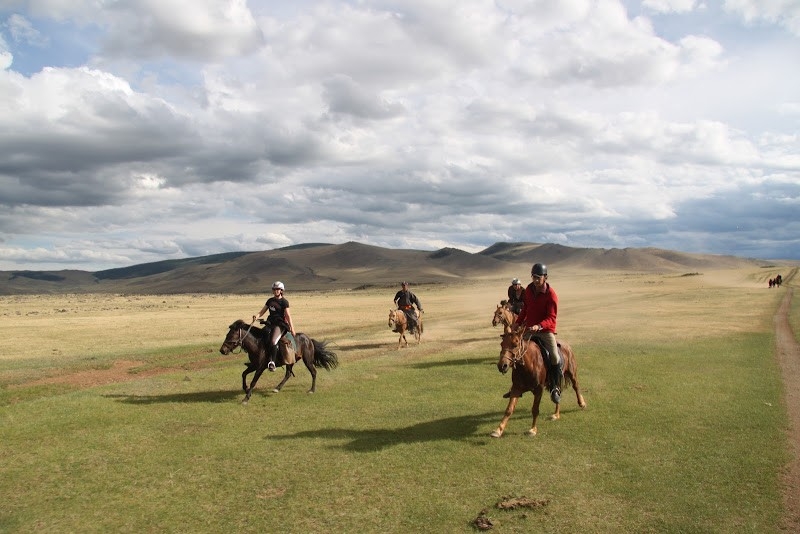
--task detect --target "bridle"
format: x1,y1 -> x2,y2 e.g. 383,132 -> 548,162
492,307 -> 503,327
224,322 -> 255,354
499,333 -> 526,369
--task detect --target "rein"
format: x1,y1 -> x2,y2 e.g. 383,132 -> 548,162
500,334 -> 527,369
229,322 -> 256,354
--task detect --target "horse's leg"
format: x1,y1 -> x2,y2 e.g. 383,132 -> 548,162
527,387 -> 544,436
244,366 -> 266,403
241,365 -> 254,394
491,396 -> 519,438
303,352 -> 318,393
549,400 -> 561,421
272,365 -> 292,393
567,362 -> 587,409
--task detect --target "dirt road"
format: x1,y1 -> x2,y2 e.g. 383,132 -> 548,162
775,287 -> 800,531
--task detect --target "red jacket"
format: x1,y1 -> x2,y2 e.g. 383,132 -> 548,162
515,282 -> 558,333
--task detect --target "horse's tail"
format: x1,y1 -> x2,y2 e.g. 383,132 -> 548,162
311,339 -> 339,370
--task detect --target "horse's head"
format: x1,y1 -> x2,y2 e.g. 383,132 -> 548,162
492,304 -> 503,327
388,309 -> 396,328
219,320 -> 248,355
497,330 -> 524,374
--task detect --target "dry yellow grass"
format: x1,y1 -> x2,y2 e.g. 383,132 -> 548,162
0,266 -> 782,364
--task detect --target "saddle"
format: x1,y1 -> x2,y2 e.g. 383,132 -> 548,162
279,332 -> 298,365
522,331 -> 563,366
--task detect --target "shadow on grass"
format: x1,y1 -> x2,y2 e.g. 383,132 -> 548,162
336,341 -> 391,351
270,411 -> 501,451
411,355 -> 496,369
104,389 -> 241,404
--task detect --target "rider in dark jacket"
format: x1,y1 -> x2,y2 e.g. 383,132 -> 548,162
393,281 -> 423,333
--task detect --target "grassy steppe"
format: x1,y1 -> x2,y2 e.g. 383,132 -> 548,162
0,269 -> 793,533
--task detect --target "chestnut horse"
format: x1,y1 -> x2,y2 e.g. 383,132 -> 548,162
491,327 -> 586,437
492,303 -> 517,334
219,320 -> 338,403
388,309 -> 422,348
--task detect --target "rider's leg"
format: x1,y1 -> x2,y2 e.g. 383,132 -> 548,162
405,309 -> 417,332
537,331 -> 562,403
268,326 -> 284,370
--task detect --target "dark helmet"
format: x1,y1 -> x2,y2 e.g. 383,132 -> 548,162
531,263 -> 547,276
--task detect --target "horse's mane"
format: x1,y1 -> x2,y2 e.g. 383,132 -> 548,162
231,319 -> 264,336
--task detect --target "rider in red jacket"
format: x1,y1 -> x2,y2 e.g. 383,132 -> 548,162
512,263 -> 562,403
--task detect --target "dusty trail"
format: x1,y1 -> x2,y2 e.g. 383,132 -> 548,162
775,287 -> 800,532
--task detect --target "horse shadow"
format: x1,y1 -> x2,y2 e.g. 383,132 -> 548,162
104,389 -> 241,405
411,355 -> 496,369
269,411 -> 499,452
337,341 -> 388,351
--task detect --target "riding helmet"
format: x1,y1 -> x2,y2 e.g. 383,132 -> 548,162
272,281 -> 285,291
531,263 -> 547,276
511,278 -> 521,285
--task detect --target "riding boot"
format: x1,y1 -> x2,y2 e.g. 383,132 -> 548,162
267,343 -> 277,371
549,361 -> 563,404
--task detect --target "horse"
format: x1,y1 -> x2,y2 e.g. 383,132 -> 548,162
491,327 -> 586,438
388,309 -> 422,348
492,303 -> 517,334
219,319 -> 338,404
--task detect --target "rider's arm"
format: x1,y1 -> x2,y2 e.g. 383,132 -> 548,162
284,307 -> 296,336
254,304 -> 268,321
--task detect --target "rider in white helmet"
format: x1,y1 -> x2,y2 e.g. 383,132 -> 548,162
254,281 -> 296,371
506,277 -> 524,315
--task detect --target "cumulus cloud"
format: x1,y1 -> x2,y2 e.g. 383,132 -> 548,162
725,0 -> 800,35
0,0 -> 799,270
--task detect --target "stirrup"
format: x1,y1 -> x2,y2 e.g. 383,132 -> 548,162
267,361 -> 276,372
550,386 -> 561,404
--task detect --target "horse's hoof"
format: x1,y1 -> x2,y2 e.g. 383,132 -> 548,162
272,388 -> 280,393
526,429 -> 538,437
490,430 -> 502,438
241,399 -> 249,405
549,414 -> 560,421
307,390 -> 315,394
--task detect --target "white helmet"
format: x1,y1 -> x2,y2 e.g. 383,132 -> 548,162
272,281 -> 285,291
511,278 -> 521,286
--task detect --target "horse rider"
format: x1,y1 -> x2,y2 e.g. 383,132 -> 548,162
394,281 -> 423,334
506,277 -> 524,315
511,263 -> 562,403
253,281 -> 296,372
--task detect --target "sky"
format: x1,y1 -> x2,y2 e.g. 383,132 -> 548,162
0,0 -> 799,272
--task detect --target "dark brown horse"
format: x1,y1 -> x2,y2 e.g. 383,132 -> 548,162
388,309 -> 422,348
492,303 -> 517,334
219,320 -> 338,403
491,327 -> 586,437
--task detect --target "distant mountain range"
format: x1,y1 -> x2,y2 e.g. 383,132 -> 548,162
0,241 -> 774,295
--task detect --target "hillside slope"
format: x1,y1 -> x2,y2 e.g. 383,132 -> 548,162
0,241 -> 776,295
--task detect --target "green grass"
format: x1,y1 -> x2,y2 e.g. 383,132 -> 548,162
0,328 -> 788,533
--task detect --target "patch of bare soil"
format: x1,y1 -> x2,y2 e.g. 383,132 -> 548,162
471,496 -> 551,530
775,288 -> 800,532
15,353 -> 219,389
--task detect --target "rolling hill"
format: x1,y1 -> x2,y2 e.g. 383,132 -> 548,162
0,241 -> 777,295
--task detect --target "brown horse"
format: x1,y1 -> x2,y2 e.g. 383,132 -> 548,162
491,327 -> 586,437
219,320 -> 338,403
492,303 -> 517,334
388,309 -> 422,348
